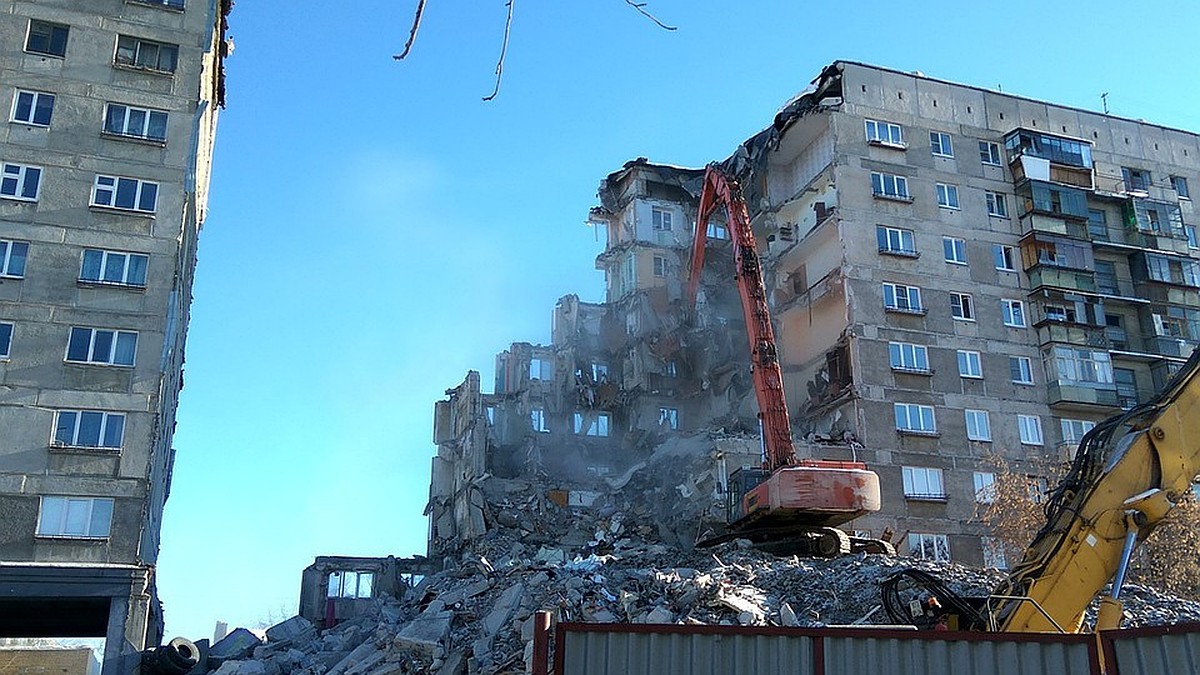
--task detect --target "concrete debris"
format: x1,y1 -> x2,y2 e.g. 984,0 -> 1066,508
194,431 -> 1200,674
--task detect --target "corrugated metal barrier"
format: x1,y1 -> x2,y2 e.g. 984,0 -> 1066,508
1102,623 -> 1200,675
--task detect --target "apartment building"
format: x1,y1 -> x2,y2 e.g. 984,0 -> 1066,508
0,1 -> 229,670
429,61 -> 1200,570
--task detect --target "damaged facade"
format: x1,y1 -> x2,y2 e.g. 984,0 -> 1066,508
431,61 -> 1200,569
0,1 -> 230,671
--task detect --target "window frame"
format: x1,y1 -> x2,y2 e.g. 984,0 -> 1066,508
888,341 -> 930,374
908,533 -> 951,562
0,240 -> 29,279
950,292 -> 975,321
36,496 -> 114,539
1010,356 -> 1035,385
327,570 -> 374,599
0,321 -> 12,359
882,282 -> 924,314
865,119 -> 904,147
895,402 -> 937,435
1060,418 -> 1097,444
993,244 -> 1016,271
1002,299 -> 1027,327
965,409 -> 992,442
935,182 -> 960,209
876,225 -> 917,257
114,34 -> 179,74
1,163 -> 43,202
973,471 -> 997,503
79,249 -> 149,288
1172,175 -> 1191,199
1018,414 -> 1044,446
658,407 -> 679,430
652,254 -> 667,278
985,191 -> 1009,217
930,131 -> 954,158
90,174 -> 159,213
10,89 -> 55,127
65,327 -> 138,367
942,236 -> 968,265
979,141 -> 1003,167
901,466 -> 947,501
530,408 -> 549,433
871,172 -> 911,201
52,409 -> 126,449
573,411 -> 611,437
25,20 -> 69,58
103,102 -> 169,142
957,350 -> 983,379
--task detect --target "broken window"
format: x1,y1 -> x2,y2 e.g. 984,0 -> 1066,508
653,255 -> 667,278
1122,167 -> 1151,192
327,571 -> 374,599
529,358 -> 553,381
573,412 -> 610,437
982,537 -> 1007,570
658,407 -> 678,430
651,206 -> 672,231
907,533 -> 950,562
705,221 -> 729,240
590,363 -> 608,381
530,408 -> 549,433
115,35 -> 178,73
1173,175 -> 1190,199
993,244 -> 1016,271
950,292 -> 974,320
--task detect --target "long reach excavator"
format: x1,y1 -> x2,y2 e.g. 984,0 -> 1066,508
686,166 -> 891,557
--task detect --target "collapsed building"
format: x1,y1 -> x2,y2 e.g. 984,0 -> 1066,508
430,60 -> 1200,568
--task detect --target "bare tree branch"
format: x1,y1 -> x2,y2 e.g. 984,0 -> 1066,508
623,0 -> 677,31
393,0 -> 428,60
482,0 -> 516,101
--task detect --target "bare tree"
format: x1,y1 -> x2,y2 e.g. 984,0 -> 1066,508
1129,492 -> 1200,600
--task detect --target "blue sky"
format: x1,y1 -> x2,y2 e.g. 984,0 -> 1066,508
156,0 -> 1200,637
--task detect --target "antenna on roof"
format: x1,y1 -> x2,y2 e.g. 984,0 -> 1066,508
1101,92 -> 1110,115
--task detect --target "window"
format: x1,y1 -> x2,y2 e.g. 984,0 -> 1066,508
973,472 -> 997,503
950,292 -> 974,321
902,466 -> 946,501
80,249 -> 149,287
888,342 -> 929,373
930,131 -> 953,157
530,408 -> 549,433
993,244 -> 1016,271
871,172 -> 910,200
935,183 -> 960,209
573,412 -> 610,437
529,357 -> 553,381
876,225 -> 916,256
1010,356 -> 1034,384
979,141 -> 1002,166
965,410 -> 991,442
1122,167 -> 1151,192
1002,299 -> 1026,327
66,328 -> 138,366
1060,418 -> 1096,444
1088,209 -> 1109,240
1046,346 -> 1113,385
91,174 -> 158,213
0,240 -> 28,278
895,403 -> 936,434
1173,175 -> 1190,199
11,90 -> 55,126
0,321 -> 11,359
658,407 -> 678,430
25,20 -> 69,57
982,537 -> 1007,570
327,571 -> 373,599
37,497 -> 113,538
131,0 -> 187,8
1043,304 -> 1075,323
908,533 -> 950,562
985,191 -> 1008,217
1142,253 -> 1200,287
53,410 -> 125,449
865,119 -> 904,146
957,350 -> 982,378
705,221 -> 728,240
115,35 -> 179,73
651,206 -> 672,231
1018,414 -> 1043,445
1,163 -> 42,201
104,103 -> 168,142
883,282 -> 923,313
942,237 -> 967,265
653,255 -> 667,278
1187,225 -> 1199,250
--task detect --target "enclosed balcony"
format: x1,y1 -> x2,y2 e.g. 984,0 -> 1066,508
1005,129 -> 1095,190
1042,344 -> 1119,409
1020,233 -> 1095,292
1122,198 -> 1190,252
1017,181 -> 1090,221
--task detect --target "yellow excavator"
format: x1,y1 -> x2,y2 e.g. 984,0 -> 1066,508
883,346 -> 1200,633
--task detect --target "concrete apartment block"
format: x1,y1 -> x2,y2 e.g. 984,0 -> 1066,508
0,1 -> 229,671
429,61 -> 1200,574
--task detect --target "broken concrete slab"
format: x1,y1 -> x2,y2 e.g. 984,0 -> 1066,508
394,610 -> 454,653
265,615 -> 314,645
209,629 -> 263,664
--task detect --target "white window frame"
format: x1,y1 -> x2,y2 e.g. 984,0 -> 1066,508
943,237 -> 968,265
706,221 -> 728,240
52,409 -> 126,449
651,206 -> 672,231
327,570 -> 374,599
573,412 -> 610,437
1018,414 -> 1044,446
103,103 -> 169,142
114,35 -> 179,73
865,119 -> 904,147
79,249 -> 149,287
979,141 -> 1003,166
0,321 -> 12,359
1060,418 -> 1096,444
1,163 -> 42,202
1003,299 -> 1027,327
930,131 -> 954,158
658,407 -> 679,430
994,244 -> 1016,271
908,533 -> 950,562
11,89 -> 55,126
965,410 -> 992,442
65,327 -> 138,366
0,239 -> 29,278
935,183 -> 960,209
529,357 -> 553,381
1010,356 -> 1034,384
950,292 -> 974,321
1047,346 -> 1114,385
531,408 -> 549,433
1173,175 -> 1191,199
877,225 -> 917,256
36,496 -> 114,539
895,403 -> 937,434
973,471 -> 997,503
985,191 -> 1008,217
902,466 -> 946,500
90,174 -> 159,213
883,282 -> 924,313
653,254 -> 667,278
888,342 -> 929,373
957,350 -> 983,378
871,172 -> 911,200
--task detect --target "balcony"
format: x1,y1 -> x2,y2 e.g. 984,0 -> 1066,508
1047,381 -> 1119,409
1021,214 -> 1090,240
1124,198 -> 1188,246
1035,323 -> 1108,350
1018,181 -> 1090,221
1028,268 -> 1096,293
1005,129 -> 1095,190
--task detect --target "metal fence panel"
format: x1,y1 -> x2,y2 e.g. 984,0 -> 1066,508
824,636 -> 1096,675
1109,629 -> 1200,675
559,630 -> 815,675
